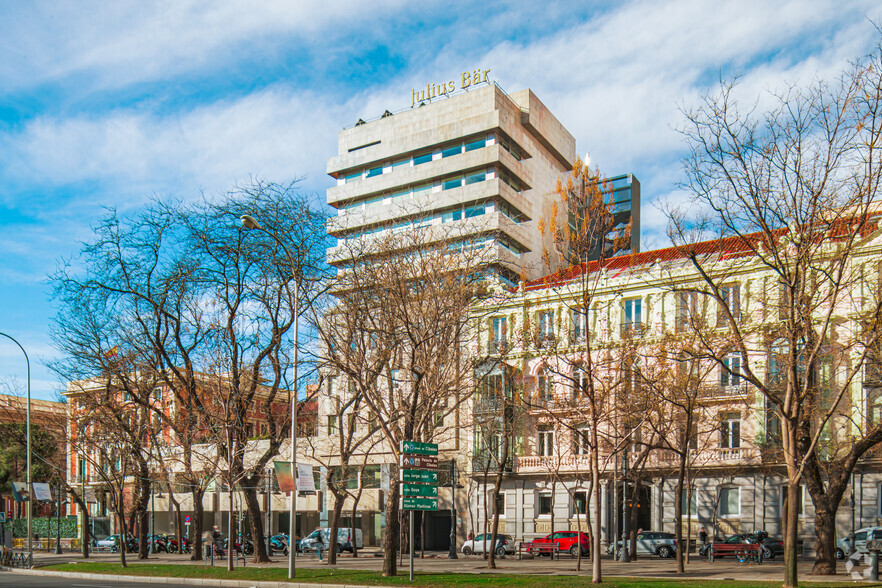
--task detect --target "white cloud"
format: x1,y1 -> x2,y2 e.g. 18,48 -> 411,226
485,0 -> 878,172
0,0 -> 413,91
2,85 -> 351,207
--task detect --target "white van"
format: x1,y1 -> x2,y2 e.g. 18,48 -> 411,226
301,527 -> 364,553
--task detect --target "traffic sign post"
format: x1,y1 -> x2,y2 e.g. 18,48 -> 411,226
400,441 -> 438,455
402,497 -> 439,510
400,441 -> 439,581
402,469 -> 438,484
402,483 -> 438,497
400,455 -> 439,469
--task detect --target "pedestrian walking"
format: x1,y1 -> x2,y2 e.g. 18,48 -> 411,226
699,527 -> 708,546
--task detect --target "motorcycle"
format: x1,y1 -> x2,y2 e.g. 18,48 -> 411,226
148,534 -> 168,553
269,533 -> 289,556
167,536 -> 191,554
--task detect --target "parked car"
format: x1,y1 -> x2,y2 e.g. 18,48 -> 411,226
607,531 -> 677,558
461,533 -> 515,556
748,532 -> 784,560
698,533 -> 782,560
300,528 -> 364,553
836,527 -> 882,560
95,535 -> 120,551
528,531 -> 590,558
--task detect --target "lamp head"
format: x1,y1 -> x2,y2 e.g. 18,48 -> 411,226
240,215 -> 262,230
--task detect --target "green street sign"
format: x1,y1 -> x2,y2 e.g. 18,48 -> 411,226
402,469 -> 438,484
402,497 -> 438,511
402,483 -> 438,497
400,440 -> 438,456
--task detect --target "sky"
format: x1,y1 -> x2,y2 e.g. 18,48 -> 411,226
0,0 -> 880,401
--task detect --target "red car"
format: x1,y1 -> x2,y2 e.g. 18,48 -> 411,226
529,531 -> 590,558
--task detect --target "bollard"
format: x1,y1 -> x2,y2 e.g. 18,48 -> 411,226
872,552 -> 879,582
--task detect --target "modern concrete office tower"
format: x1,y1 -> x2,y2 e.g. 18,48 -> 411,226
326,83 -> 585,285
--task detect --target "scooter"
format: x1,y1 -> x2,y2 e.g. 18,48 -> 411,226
269,533 -> 289,556
148,534 -> 168,553
167,536 -> 191,554
242,536 -> 254,555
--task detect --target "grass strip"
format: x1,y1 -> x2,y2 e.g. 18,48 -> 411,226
44,562 -> 856,588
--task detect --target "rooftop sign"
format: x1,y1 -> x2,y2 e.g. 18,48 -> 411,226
410,69 -> 491,107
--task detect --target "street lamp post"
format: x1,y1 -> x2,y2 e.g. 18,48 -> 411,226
55,482 -> 63,554
0,332 -> 32,567
448,461 -> 458,559
240,214 -> 299,579
619,431 -> 630,563
150,488 -> 154,555
265,467 -> 272,554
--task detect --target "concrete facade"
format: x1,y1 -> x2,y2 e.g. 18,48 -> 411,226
326,83 -> 578,283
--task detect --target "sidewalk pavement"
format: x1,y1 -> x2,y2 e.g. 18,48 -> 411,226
11,548 -> 867,583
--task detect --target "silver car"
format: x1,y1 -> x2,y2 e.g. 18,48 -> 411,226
836,527 -> 882,560
607,531 -> 677,558
461,533 -> 515,556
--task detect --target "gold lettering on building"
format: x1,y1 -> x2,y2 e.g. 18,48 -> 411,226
410,69 -> 491,107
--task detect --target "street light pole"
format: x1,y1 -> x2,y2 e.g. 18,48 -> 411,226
150,488 -> 154,555
0,332 -> 32,567
55,482 -> 63,554
265,468 -> 272,554
448,461 -> 457,559
240,215 -> 299,579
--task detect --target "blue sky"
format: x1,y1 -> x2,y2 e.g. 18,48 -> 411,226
0,0 -> 879,401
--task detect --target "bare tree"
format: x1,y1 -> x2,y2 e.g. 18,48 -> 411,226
50,180 -> 329,564
634,335 -> 719,572
672,39 -> 882,585
538,159 -> 633,583
302,373 -> 381,565
319,224 -> 498,577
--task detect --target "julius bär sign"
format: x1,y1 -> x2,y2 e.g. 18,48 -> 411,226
410,69 -> 490,107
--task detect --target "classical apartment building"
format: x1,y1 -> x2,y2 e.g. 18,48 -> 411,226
467,228 -> 882,556
325,82 -> 639,285
64,375 -> 319,541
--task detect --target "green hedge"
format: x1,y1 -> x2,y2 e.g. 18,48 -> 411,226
12,516 -> 78,538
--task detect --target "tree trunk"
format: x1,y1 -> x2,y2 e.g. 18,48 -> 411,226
137,507 -> 148,559
782,418 -> 800,588
590,421 -> 602,583
628,483 -> 638,561
382,473 -> 400,576
811,499 -> 837,575
173,501 -> 182,556
350,492 -> 362,557
190,489 -> 205,561
117,509 -> 127,568
243,486 -> 269,563
328,491 -> 345,565
674,466 -> 685,573
82,509 -> 90,559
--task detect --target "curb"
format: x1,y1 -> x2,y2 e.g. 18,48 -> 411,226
0,565 -> 375,588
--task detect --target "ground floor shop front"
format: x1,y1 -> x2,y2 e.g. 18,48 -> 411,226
470,466 -> 882,556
